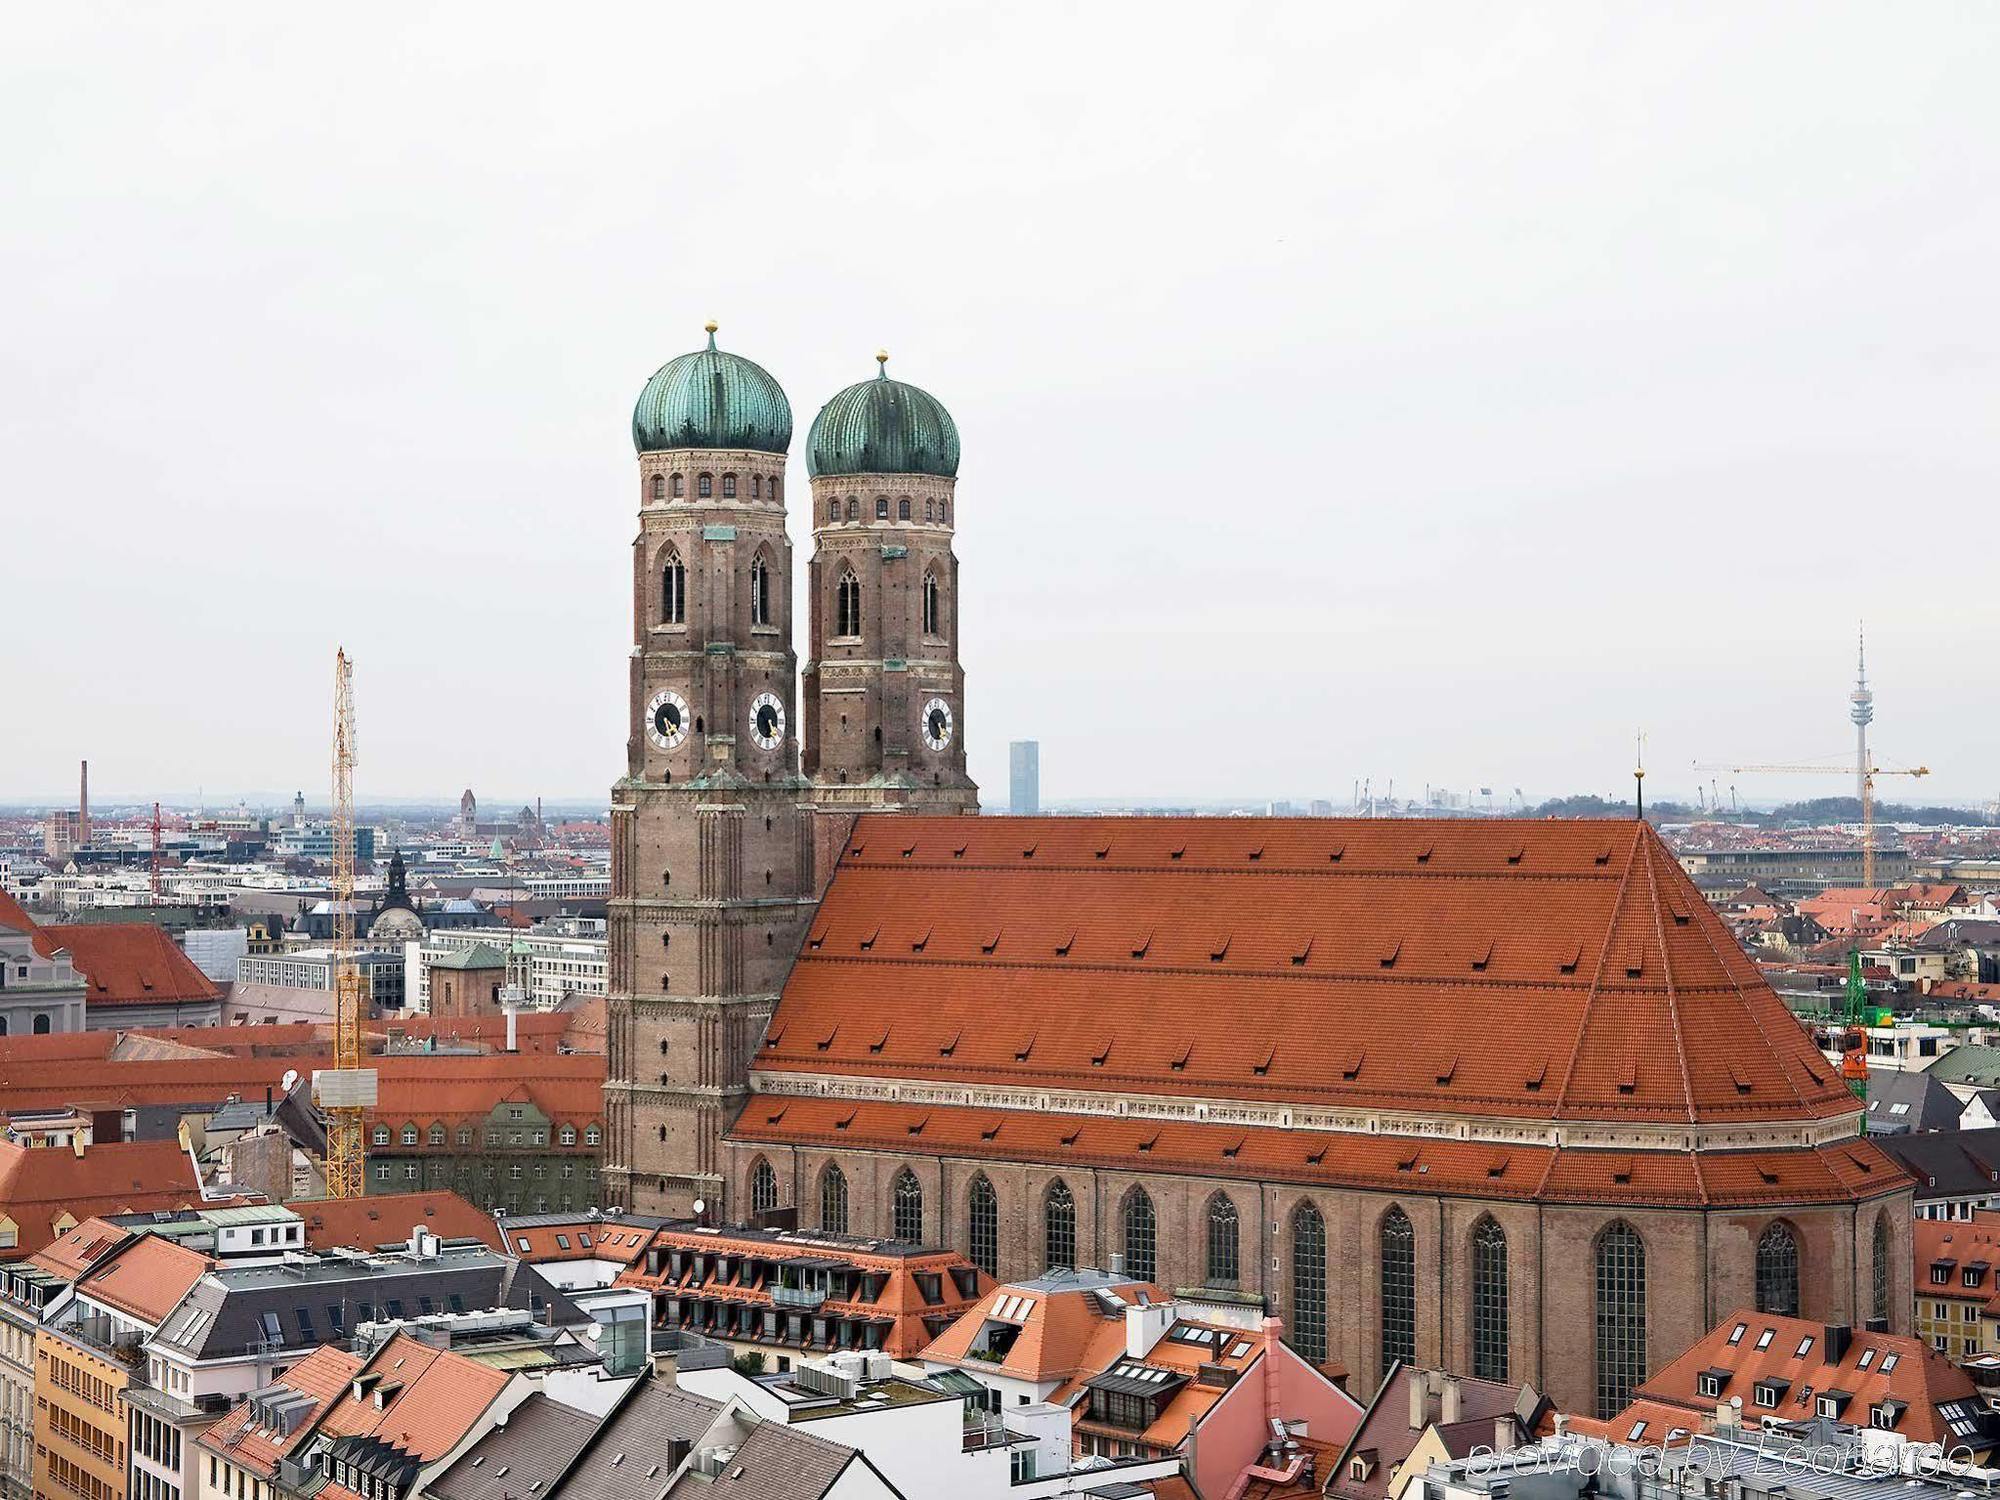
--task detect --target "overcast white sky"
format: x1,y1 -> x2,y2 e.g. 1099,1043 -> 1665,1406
3,4 -> 1995,811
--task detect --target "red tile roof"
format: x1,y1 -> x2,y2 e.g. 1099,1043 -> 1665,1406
754,817 -> 1860,1129
0,1138 -> 206,1258
73,1231 -> 213,1325
1609,1308 -> 1977,1448
40,923 -> 221,1007
286,1191 -> 504,1253
197,1344 -> 364,1479
733,1094 -> 1905,1209
310,1331 -> 510,1462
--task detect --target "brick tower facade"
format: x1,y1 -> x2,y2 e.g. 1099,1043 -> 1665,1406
802,353 -> 979,876
604,327 -> 816,1218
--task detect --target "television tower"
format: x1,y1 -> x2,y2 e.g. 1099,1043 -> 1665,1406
1849,624 -> 1873,808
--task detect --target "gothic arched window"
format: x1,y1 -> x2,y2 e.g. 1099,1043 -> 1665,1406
1204,1195 -> 1239,1288
751,473 -> 761,499
671,473 -> 685,498
898,497 -> 911,520
697,472 -> 713,498
1873,1212 -> 1891,1325
892,1168 -> 924,1243
661,548 -> 686,625
1292,1201 -> 1328,1361
650,474 -> 665,501
820,1164 -> 849,1234
1045,1181 -> 1076,1270
1594,1221 -> 1646,1418
924,498 -> 934,521
828,498 -> 839,522
1123,1188 -> 1157,1282
721,473 -> 737,498
1380,1206 -> 1415,1372
875,496 -> 889,519
1471,1216 -> 1509,1381
968,1175 -> 998,1276
751,1158 -> 778,1215
836,570 -> 862,638
922,570 -> 939,636
1757,1221 -> 1800,1317
750,555 -> 772,627
845,496 -> 858,520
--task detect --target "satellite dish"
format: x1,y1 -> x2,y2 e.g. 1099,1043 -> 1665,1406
281,1069 -> 300,1093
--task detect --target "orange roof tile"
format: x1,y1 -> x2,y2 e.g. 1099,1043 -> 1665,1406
286,1191 -> 504,1253
311,1332 -> 509,1461
0,1138 -> 206,1258
198,1344 -> 364,1478
754,818 -> 1859,1130
41,923 -> 221,1007
73,1232 -> 213,1325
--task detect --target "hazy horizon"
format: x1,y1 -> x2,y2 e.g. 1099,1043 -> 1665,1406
5,5 -> 1995,808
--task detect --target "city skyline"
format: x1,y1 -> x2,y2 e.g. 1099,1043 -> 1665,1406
3,6 -> 1995,805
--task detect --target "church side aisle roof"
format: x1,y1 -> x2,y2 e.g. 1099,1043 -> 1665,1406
749,816 -> 1862,1130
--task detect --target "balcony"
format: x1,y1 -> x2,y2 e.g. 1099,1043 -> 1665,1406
770,1285 -> 828,1311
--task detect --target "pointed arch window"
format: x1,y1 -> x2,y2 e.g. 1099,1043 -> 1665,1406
922,570 -> 939,636
898,497 -> 911,520
1594,1221 -> 1646,1417
1204,1195 -> 1239,1288
1380,1206 -> 1415,1372
1873,1212 -> 1891,1325
750,555 -> 772,627
722,473 -> 737,498
924,498 -> 934,521
751,474 -> 762,499
661,548 -> 686,625
820,1163 -> 849,1234
836,570 -> 862,638
751,1158 -> 778,1215
829,498 -> 840,522
697,473 -> 713,498
892,1168 -> 924,1243
671,473 -> 685,498
650,474 -> 665,501
1045,1181 -> 1076,1271
1292,1201 -> 1328,1361
1756,1221 -> 1800,1317
1472,1217 -> 1509,1381
968,1175 -> 998,1276
1123,1188 -> 1157,1282
875,496 -> 890,519
845,497 -> 858,520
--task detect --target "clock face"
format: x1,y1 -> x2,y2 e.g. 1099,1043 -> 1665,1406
749,691 -> 786,751
921,697 -> 954,751
646,689 -> 690,750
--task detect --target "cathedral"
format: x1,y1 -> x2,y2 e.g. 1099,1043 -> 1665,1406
603,327 -> 1911,1421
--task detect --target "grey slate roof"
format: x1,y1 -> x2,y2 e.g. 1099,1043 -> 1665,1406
430,1393 -> 599,1500
1864,1070 -> 1966,1134
150,1243 -> 580,1360
1876,1128 -> 2000,1202
660,1420 -> 883,1500
543,1379 -> 724,1500
1924,1047 -> 2000,1088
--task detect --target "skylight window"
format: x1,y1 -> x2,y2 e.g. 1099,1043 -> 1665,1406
1755,1328 -> 1775,1350
1727,1322 -> 1747,1345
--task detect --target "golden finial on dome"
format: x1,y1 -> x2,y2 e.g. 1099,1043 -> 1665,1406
705,319 -> 719,334
876,348 -> 889,378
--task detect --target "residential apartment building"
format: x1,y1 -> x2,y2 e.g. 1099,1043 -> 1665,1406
1915,1212 -> 2000,1365
34,1322 -> 131,1500
407,922 -> 607,1012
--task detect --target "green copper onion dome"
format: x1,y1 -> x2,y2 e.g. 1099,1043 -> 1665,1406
632,322 -> 792,455
807,352 -> 960,478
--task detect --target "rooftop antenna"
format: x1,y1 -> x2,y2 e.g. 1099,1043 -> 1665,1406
1634,730 -> 1647,822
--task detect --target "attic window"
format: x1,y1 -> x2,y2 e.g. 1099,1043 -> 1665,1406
1524,1058 -> 1546,1091
1253,1046 -> 1276,1077
1506,845 -> 1525,865
1093,843 -> 1110,860
1054,930 -> 1075,957
834,1112 -> 855,1131
1136,1133 -> 1158,1153
1291,938 -> 1313,967
1623,945 -> 1643,978
1021,843 -> 1036,859
1594,845 -> 1612,865
1487,1153 -> 1509,1178
1169,845 -> 1186,861
1209,935 -> 1230,962
1060,1128 -> 1081,1147
1727,1062 -> 1751,1095
1170,1040 -> 1194,1073
953,843 -> 968,859
907,1116 -> 928,1136
980,1123 -> 1001,1141
1616,1058 -> 1638,1093
815,1026 -> 838,1052
858,926 -> 879,952
1340,1048 -> 1364,1081
980,929 -> 1002,954
849,843 -> 865,858
1131,932 -> 1152,959
1611,1156 -> 1633,1184
1415,844 -> 1433,864
764,1025 -> 786,1048
901,843 -> 916,858
1091,1038 -> 1113,1067
1222,1138 -> 1243,1159
1327,845 -> 1344,862
1470,940 -> 1493,971
807,926 -> 828,951
939,1030 -> 960,1058
1305,1145 -> 1327,1166
1668,898 -> 1691,926
1397,1146 -> 1421,1172
869,1029 -> 889,1055
1560,944 -> 1582,976
1014,1033 -> 1035,1062
1247,846 -> 1263,862
1379,938 -> 1402,968
910,927 -> 930,953
1758,1163 -> 1780,1186
1435,1055 -> 1457,1086
765,1106 -> 786,1125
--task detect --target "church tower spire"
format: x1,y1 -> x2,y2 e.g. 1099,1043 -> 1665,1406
800,352 -> 979,873
604,324 -> 816,1218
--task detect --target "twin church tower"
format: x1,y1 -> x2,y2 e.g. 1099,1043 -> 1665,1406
603,325 -> 979,1216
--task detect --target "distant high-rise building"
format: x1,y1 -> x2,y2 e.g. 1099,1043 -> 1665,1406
1009,740 -> 1040,814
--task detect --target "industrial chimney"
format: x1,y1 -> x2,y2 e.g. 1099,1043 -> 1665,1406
79,759 -> 90,846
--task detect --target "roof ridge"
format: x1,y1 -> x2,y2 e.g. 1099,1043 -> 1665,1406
1550,823 -> 1646,1113
1638,827 -> 1699,1126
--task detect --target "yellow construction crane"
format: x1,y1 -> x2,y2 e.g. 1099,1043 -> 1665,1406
314,648 -> 376,1198
1696,760 -> 1930,889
